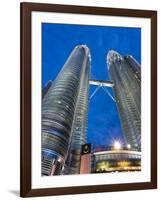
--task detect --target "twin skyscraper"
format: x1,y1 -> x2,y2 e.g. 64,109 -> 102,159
42,45 -> 141,176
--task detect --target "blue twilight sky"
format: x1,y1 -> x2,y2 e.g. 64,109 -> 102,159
42,23 -> 141,149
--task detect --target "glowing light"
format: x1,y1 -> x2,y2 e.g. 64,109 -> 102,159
96,161 -> 109,171
118,161 -> 131,168
127,144 -> 131,149
113,141 -> 121,150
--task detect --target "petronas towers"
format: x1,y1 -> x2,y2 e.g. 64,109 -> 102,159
107,51 -> 141,151
42,45 -> 91,175
42,46 -> 141,176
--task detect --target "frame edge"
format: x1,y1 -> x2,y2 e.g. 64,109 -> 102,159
20,2 -> 157,197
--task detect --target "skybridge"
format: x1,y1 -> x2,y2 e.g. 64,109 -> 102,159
89,79 -> 116,102
89,79 -> 114,87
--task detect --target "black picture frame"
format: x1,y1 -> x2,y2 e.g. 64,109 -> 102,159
20,2 -> 157,197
